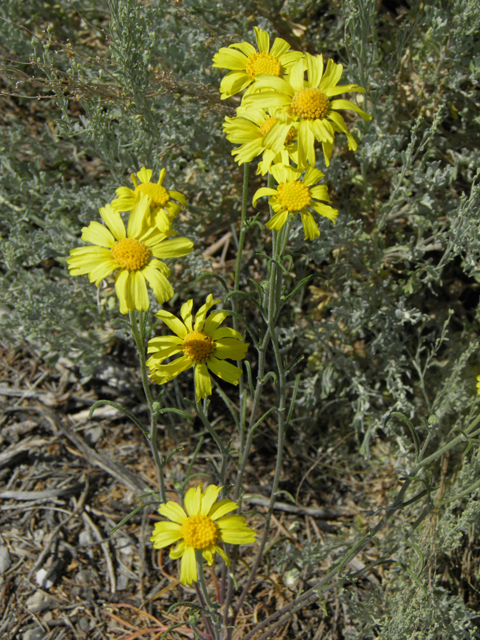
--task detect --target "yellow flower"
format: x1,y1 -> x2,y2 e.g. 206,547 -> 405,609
67,195 -> 193,313
243,52 -> 371,167
253,163 -> 338,240
151,484 -> 256,586
477,375 -> 480,395
111,167 -> 186,233
212,26 -> 303,100
223,107 -> 298,175
147,294 -> 249,401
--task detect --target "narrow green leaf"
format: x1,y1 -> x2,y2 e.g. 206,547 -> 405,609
110,501 -> 158,535
88,400 -> 149,440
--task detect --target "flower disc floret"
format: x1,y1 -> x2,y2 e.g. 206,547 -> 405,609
183,331 -> 216,363
243,53 -> 372,166
277,181 -> 311,212
260,117 -> 296,144
110,238 -> 151,270
245,51 -> 281,78
223,108 -> 298,175
252,164 -> 339,241
67,197 -> 194,313
135,182 -> 170,208
181,515 -> 218,549
291,88 -> 330,120
150,484 -> 256,585
212,27 -> 303,99
147,294 -> 249,401
111,167 -> 186,233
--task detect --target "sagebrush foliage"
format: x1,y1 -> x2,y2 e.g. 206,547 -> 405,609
2,0 -> 480,637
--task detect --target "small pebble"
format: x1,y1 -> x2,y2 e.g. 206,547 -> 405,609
22,629 -> 47,640
78,616 -> 91,632
84,425 -> 103,445
0,546 -> 11,574
25,590 -> 54,613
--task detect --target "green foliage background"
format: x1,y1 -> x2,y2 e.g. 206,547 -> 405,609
1,0 -> 480,637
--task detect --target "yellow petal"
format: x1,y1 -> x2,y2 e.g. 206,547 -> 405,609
184,486 -> 202,517
150,528 -> 184,549
194,294 -> 220,332
151,237 -> 194,259
136,167 -> 153,184
179,546 -> 197,585
127,192 -> 150,239
254,27 -> 270,53
180,299 -> 194,332
305,52 -> 323,88
213,338 -> 249,360
148,356 -> 193,384
300,210 -> 320,240
169,540 -> 186,559
213,544 -> 231,565
115,269 -> 131,314
265,209 -> 289,231
200,485 -> 221,516
204,311 -> 229,336
154,310 -> 188,338
142,265 -> 174,304
194,363 -> 212,400
213,48 -> 248,70
99,204 -> 126,240
207,357 -> 242,385
208,498 -> 238,521
330,99 -> 372,121
89,259 -> 118,285
158,501 -> 188,524
131,271 -> 150,311
80,221 -> 115,248
252,187 -> 277,207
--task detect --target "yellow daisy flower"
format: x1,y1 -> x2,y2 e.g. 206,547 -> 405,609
147,294 -> 249,401
151,484 -> 256,586
243,52 -> 371,167
477,375 -> 480,395
253,163 -> 338,240
212,26 -> 303,100
67,195 -> 194,313
223,107 -> 298,175
111,167 -> 186,233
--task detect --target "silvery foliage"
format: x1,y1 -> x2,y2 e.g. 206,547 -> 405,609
2,0 -> 480,636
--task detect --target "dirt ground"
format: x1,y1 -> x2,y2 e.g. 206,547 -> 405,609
0,341 -> 393,640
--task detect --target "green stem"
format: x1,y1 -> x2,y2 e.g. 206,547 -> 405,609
195,396 -> 230,459
233,162 -> 250,457
129,310 -> 166,503
196,551 -> 220,640
232,230 -> 288,623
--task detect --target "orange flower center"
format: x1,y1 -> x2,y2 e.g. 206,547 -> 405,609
135,182 -> 170,208
181,515 -> 218,549
277,181 -> 311,212
111,238 -> 151,270
183,331 -> 215,363
260,117 -> 296,144
291,88 -> 330,120
245,52 -> 281,78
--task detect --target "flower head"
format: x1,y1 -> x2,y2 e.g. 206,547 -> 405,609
212,27 -> 303,100
477,374 -> 480,395
151,484 -> 256,585
243,52 -> 371,167
253,164 -> 338,240
67,195 -> 193,313
147,294 -> 249,400
223,107 -> 298,175
111,167 -> 186,233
